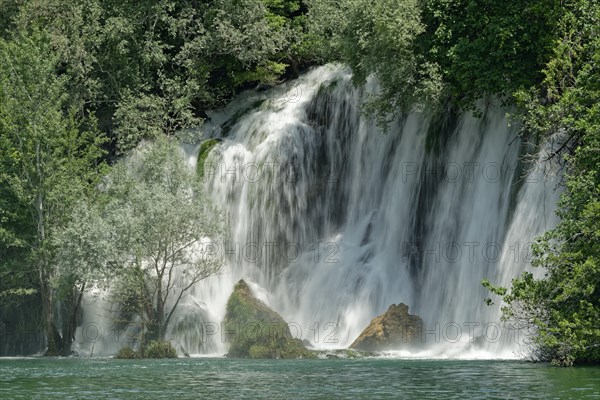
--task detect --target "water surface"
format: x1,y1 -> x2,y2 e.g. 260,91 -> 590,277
1,358 -> 598,399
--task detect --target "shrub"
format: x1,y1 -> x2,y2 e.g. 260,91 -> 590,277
145,340 -> 178,358
115,346 -> 138,359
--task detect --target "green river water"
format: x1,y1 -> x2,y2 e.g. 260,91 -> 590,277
0,358 -> 598,399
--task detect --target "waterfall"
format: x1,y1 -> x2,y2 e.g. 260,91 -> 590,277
74,64 -> 559,358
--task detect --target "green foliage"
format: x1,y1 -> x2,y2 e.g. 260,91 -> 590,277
0,29 -> 107,354
115,346 -> 138,359
340,0 -> 442,126
302,0 -> 560,123
58,139 -> 226,344
1,0 -> 306,152
114,91 -> 200,152
115,341 -> 177,358
0,288 -> 38,300
514,0 -> 600,145
144,340 -> 178,358
421,0 -> 560,110
484,0 -> 600,366
293,0 -> 352,63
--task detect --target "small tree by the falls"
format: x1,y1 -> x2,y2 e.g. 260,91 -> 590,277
59,138 -> 225,351
111,139 -> 226,346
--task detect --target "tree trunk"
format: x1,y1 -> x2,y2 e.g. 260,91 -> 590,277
41,281 -> 58,356
156,282 -> 165,341
36,177 -> 58,357
57,283 -> 85,355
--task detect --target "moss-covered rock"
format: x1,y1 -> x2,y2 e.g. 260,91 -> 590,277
196,138 -> 220,179
223,279 -> 315,359
350,303 -> 423,352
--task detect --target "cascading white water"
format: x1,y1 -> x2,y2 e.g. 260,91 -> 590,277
74,64 -> 559,358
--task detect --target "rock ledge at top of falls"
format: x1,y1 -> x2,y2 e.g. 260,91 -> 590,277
223,279 -> 315,359
350,303 -> 424,352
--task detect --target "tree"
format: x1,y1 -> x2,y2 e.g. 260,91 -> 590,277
340,0 -> 443,126
58,139 -> 225,349
0,30 -> 106,355
484,0 -> 600,366
6,0 -> 304,153
420,0 -> 560,110
305,0 -> 561,123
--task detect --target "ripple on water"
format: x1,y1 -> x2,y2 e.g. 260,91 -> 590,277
0,358 -> 598,399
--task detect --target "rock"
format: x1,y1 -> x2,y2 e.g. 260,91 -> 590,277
196,138 -> 220,178
223,279 -> 315,359
318,349 -> 374,359
350,303 -> 423,351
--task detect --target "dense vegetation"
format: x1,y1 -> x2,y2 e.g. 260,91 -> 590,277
116,340 -> 178,359
0,0 -> 598,363
484,0 -> 600,366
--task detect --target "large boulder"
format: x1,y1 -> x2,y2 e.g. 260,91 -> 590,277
223,279 -> 314,359
350,303 -> 423,351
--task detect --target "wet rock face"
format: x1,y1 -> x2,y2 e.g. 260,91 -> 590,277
350,303 -> 424,352
223,279 -> 314,359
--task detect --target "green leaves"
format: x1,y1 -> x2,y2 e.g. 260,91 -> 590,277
300,0 -> 561,123
1,0 -> 305,153
0,29 -> 105,262
0,28 -> 107,352
335,0 -> 443,127
484,1 -> 600,366
476,1 -> 600,366
57,138 -> 226,342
